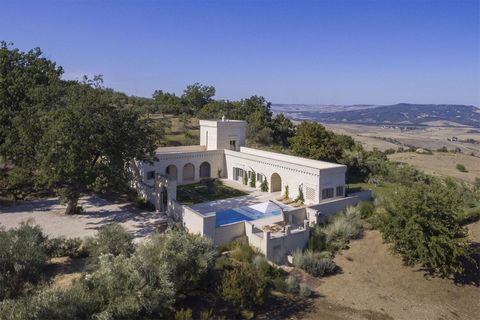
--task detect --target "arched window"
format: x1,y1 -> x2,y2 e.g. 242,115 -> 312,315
183,163 -> 195,183
165,165 -> 177,180
271,173 -> 282,192
199,161 -> 211,179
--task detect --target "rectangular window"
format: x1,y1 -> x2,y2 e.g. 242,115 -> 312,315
322,188 -> 334,199
229,140 -> 237,150
257,173 -> 263,182
336,186 -> 344,197
146,171 -> 155,180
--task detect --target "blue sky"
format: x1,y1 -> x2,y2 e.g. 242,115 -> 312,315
1,0 -> 479,105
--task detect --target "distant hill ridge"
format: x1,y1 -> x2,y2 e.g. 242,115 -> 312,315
273,103 -> 480,128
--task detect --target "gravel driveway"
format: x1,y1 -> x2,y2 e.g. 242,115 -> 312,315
0,196 -> 166,242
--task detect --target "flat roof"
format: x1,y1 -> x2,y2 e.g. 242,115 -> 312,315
155,145 -> 207,154
239,147 -> 346,170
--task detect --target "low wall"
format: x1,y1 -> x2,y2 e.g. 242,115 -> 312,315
285,208 -> 307,225
182,206 -> 216,240
214,221 -> 245,246
263,221 -> 310,264
307,190 -> 372,223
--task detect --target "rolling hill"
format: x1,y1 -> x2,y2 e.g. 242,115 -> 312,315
273,103 -> 480,128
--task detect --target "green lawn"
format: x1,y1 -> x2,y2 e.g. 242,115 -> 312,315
347,181 -> 398,200
177,180 -> 248,205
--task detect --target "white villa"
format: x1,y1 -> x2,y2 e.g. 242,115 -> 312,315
133,118 -> 370,263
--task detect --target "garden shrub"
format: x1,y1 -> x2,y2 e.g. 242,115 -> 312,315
260,179 -> 269,192
456,164 -> 468,172
229,242 -> 257,263
285,275 -> 299,293
322,206 -> 362,249
292,250 -> 336,277
0,221 -> 48,300
299,283 -> 311,298
357,201 -> 375,218
86,223 -> 135,266
307,225 -> 327,252
272,277 -> 288,292
175,308 -> 193,320
44,237 -> 86,258
217,263 -> 267,309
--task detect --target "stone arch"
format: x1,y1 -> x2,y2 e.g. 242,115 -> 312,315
199,161 -> 211,179
165,164 -> 177,180
271,173 -> 282,192
183,163 -> 195,183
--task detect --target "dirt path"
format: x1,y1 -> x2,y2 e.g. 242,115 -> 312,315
302,224 -> 480,320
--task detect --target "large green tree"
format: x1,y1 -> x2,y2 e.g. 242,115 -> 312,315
181,83 -> 215,114
37,81 -> 158,214
0,42 -> 64,197
289,121 -> 344,162
380,181 -> 472,276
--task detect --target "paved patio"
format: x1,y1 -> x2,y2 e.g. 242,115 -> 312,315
0,196 -> 166,242
189,179 -> 284,214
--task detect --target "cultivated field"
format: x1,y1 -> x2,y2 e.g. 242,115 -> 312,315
325,123 -> 480,156
388,152 -> 480,184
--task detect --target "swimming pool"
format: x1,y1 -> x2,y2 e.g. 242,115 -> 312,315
215,201 -> 285,227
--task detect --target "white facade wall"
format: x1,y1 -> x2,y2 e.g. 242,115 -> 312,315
140,150 -> 225,185
199,120 -> 246,151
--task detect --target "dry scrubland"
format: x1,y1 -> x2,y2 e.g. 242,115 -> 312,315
300,221 -> 480,320
325,123 -> 480,156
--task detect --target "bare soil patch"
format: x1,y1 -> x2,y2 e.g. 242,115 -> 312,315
302,224 -> 480,320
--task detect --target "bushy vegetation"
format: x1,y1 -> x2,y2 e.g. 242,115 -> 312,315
292,250 -> 336,277
378,181 -> 473,276
217,263 -> 268,310
321,206 -> 363,250
44,237 -> 86,258
0,222 -> 48,300
456,163 -> 468,172
0,226 -> 218,319
86,223 -> 135,267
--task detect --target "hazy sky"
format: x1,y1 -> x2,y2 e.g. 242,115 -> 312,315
1,0 -> 479,105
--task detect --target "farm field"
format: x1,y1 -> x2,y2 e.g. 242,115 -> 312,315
324,123 -> 480,156
388,152 -> 480,184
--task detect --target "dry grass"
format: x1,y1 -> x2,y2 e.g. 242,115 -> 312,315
300,222 -> 480,320
388,152 -> 480,184
325,123 -> 480,156
46,256 -> 86,288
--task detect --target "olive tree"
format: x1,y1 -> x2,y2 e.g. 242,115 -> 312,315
37,81 -> 158,214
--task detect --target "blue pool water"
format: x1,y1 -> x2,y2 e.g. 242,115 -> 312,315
215,202 -> 283,227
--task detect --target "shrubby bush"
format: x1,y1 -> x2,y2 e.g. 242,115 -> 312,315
136,229 -> 217,294
379,181 -> 472,276
217,263 -> 267,309
285,275 -> 299,293
321,206 -> 362,250
0,229 -> 216,319
0,221 -> 48,300
44,237 -> 86,258
299,283 -> 311,298
292,250 -> 336,277
357,201 -> 375,218
86,223 -> 135,266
